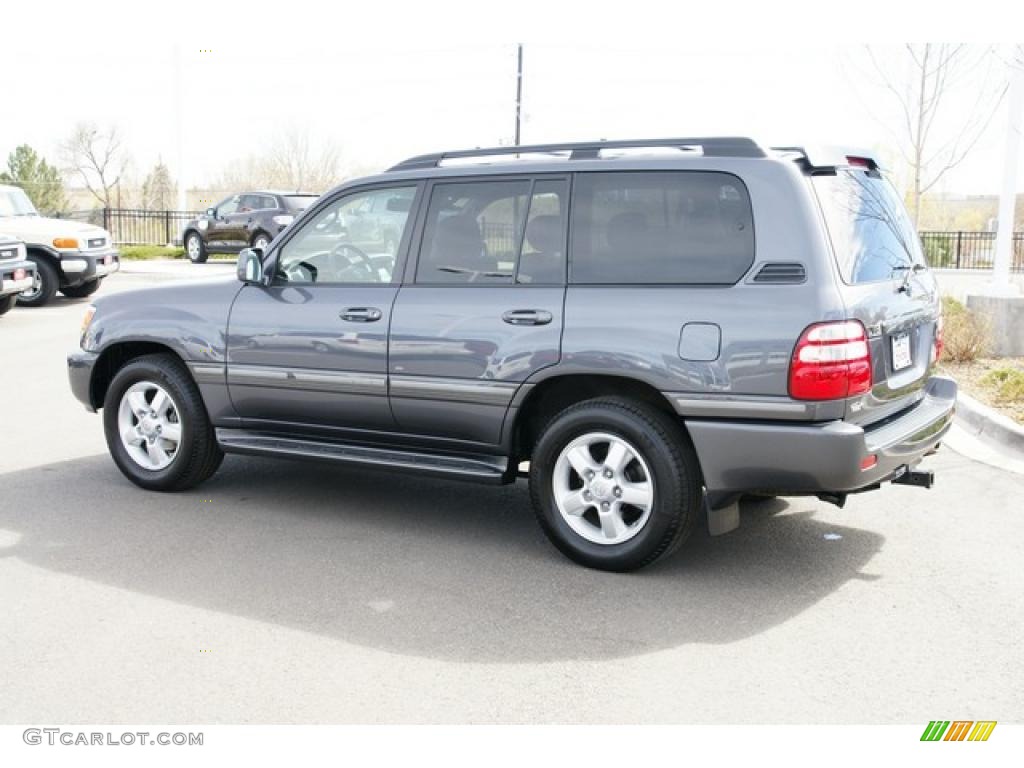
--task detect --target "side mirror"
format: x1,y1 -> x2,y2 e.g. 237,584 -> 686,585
237,247 -> 265,285
205,207 -> 216,218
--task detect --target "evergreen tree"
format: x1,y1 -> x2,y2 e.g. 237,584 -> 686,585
0,144 -> 66,213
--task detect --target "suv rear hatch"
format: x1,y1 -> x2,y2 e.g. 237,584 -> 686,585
811,164 -> 941,427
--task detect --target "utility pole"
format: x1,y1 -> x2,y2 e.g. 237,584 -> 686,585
514,44 -> 523,146
173,44 -> 188,240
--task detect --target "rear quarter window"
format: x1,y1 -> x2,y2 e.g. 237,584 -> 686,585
812,169 -> 925,284
569,171 -> 755,284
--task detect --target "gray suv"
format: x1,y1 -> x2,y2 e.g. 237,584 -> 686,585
68,137 -> 956,571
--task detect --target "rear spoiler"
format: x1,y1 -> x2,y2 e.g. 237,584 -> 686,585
772,145 -> 884,172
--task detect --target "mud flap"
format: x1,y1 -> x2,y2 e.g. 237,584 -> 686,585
704,494 -> 740,536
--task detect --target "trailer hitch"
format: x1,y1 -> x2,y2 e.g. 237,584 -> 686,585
892,468 -> 935,489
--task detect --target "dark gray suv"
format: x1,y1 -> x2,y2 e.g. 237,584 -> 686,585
68,137 -> 956,571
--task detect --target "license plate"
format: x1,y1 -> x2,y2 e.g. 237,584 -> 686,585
891,332 -> 912,371
104,255 -> 112,265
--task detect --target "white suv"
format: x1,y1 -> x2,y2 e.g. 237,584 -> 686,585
0,184 -> 120,307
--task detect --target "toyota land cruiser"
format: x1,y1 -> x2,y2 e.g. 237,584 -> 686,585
67,137 -> 955,571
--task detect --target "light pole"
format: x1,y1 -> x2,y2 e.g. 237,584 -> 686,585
991,49 -> 1023,294
967,47 -> 1024,357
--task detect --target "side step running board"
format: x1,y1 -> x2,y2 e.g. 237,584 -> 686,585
216,429 -> 509,483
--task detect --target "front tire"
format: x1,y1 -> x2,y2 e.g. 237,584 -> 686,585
61,279 -> 101,298
529,397 -> 701,572
103,354 -> 223,491
18,257 -> 58,307
185,231 -> 208,264
251,232 -> 272,251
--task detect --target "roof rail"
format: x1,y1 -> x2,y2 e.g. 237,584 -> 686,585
388,137 -> 765,171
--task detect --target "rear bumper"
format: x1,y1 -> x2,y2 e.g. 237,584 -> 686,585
686,376 -> 957,499
1,258 -> 36,296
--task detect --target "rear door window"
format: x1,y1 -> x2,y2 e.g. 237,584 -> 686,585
569,171 -> 754,284
812,169 -> 925,284
416,178 -> 568,285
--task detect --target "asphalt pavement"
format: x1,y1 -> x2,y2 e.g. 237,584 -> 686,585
1,261 -> 1021,723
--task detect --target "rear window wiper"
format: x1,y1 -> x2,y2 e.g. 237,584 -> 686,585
892,263 -> 925,294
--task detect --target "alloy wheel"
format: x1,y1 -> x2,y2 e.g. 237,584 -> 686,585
552,431 -> 655,545
19,271 -> 42,302
117,381 -> 183,470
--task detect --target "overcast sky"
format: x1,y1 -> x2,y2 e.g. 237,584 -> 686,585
2,6 -> 1021,198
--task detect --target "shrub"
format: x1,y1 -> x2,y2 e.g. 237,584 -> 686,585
940,298 -> 990,363
982,367 -> 1024,402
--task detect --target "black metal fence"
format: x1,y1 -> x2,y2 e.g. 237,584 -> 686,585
920,231 -> 1024,272
56,208 -> 200,246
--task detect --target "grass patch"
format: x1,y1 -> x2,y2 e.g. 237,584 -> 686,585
942,357 -> 1024,424
119,245 -> 185,260
981,367 -> 1024,403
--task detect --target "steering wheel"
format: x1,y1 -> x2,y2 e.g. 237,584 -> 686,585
280,259 -> 318,283
328,242 -> 377,282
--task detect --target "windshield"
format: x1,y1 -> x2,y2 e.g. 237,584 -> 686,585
284,195 -> 318,212
812,169 -> 924,284
0,187 -> 40,217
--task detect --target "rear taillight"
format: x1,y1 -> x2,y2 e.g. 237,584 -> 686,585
789,320 -> 873,400
932,313 -> 944,363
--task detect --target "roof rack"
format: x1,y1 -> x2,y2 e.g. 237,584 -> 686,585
388,137 -> 765,171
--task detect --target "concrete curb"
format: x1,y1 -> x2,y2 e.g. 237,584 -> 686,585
954,390 -> 1024,462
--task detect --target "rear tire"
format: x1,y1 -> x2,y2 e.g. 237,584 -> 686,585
185,231 -> 208,264
61,279 -> 101,298
18,257 -> 58,307
103,353 -> 223,491
0,294 -> 16,315
529,397 -> 701,572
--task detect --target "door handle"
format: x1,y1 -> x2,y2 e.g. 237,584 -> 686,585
502,309 -> 553,326
340,307 -> 383,322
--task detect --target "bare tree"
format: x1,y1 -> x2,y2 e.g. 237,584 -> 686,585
61,123 -> 128,209
856,44 -> 1006,226
215,130 -> 345,196
264,129 -> 343,192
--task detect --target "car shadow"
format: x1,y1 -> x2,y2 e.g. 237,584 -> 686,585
0,454 -> 884,663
